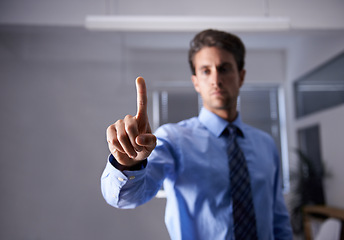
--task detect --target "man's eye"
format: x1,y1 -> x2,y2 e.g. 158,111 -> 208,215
219,67 -> 230,73
202,69 -> 210,75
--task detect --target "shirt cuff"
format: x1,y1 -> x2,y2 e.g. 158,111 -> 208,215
109,154 -> 147,171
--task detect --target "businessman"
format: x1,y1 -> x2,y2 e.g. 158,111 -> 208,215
102,29 -> 292,240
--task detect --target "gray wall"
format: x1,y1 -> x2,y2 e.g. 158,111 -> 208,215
0,27 -> 171,240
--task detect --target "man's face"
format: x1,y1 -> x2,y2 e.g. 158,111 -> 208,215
191,46 -> 245,115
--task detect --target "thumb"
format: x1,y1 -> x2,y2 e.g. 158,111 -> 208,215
136,134 -> 156,149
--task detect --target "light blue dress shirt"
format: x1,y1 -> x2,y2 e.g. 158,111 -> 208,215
101,108 -> 293,240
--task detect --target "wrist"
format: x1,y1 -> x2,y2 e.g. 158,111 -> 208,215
109,154 -> 147,171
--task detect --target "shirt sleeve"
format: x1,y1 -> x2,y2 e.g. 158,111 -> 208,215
101,155 -> 150,209
272,149 -> 293,240
109,154 -> 147,171
100,125 -> 176,209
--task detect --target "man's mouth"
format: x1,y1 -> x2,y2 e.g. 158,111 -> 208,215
211,90 -> 225,97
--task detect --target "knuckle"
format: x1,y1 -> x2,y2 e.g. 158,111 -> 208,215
115,119 -> 123,126
106,124 -> 115,133
117,133 -> 127,143
124,114 -> 134,120
107,138 -> 116,145
106,126 -> 117,141
125,124 -> 136,134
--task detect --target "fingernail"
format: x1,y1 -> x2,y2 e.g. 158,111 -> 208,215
135,147 -> 143,152
136,135 -> 145,144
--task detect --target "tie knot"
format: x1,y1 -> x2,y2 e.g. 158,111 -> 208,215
222,124 -> 243,140
227,124 -> 238,138
221,125 -> 238,145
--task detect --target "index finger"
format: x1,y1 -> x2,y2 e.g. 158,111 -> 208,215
135,76 -> 147,120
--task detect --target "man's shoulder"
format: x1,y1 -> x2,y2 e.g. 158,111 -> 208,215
241,122 -> 275,143
155,117 -> 200,136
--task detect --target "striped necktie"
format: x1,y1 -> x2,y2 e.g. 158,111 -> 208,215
227,125 -> 258,240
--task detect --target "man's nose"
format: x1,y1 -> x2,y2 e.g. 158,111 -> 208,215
210,71 -> 222,86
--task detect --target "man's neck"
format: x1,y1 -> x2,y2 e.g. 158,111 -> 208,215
206,107 -> 238,123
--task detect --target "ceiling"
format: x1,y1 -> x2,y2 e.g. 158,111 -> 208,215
0,0 -> 343,83
0,0 -> 343,44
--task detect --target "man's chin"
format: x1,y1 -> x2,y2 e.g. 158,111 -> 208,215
211,100 -> 228,108
210,104 -> 229,111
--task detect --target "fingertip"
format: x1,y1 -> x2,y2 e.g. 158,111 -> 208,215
135,135 -> 143,145
136,77 -> 146,92
135,76 -> 146,94
136,76 -> 145,84
135,76 -> 148,119
136,134 -> 156,146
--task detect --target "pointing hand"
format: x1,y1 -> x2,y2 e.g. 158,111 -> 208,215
106,77 -> 157,167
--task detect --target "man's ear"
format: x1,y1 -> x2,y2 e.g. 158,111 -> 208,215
239,69 -> 246,87
191,75 -> 200,93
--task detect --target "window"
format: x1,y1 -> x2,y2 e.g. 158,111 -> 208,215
239,85 -> 289,192
294,52 -> 344,118
152,89 -> 200,131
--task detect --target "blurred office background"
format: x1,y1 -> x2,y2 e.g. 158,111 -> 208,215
0,1 -> 343,239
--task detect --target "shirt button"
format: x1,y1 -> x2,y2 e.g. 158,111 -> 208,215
117,177 -> 125,182
129,176 -> 135,180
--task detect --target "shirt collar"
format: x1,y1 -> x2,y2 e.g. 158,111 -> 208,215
198,107 -> 245,138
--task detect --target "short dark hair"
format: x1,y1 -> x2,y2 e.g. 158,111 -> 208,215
188,29 -> 246,75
